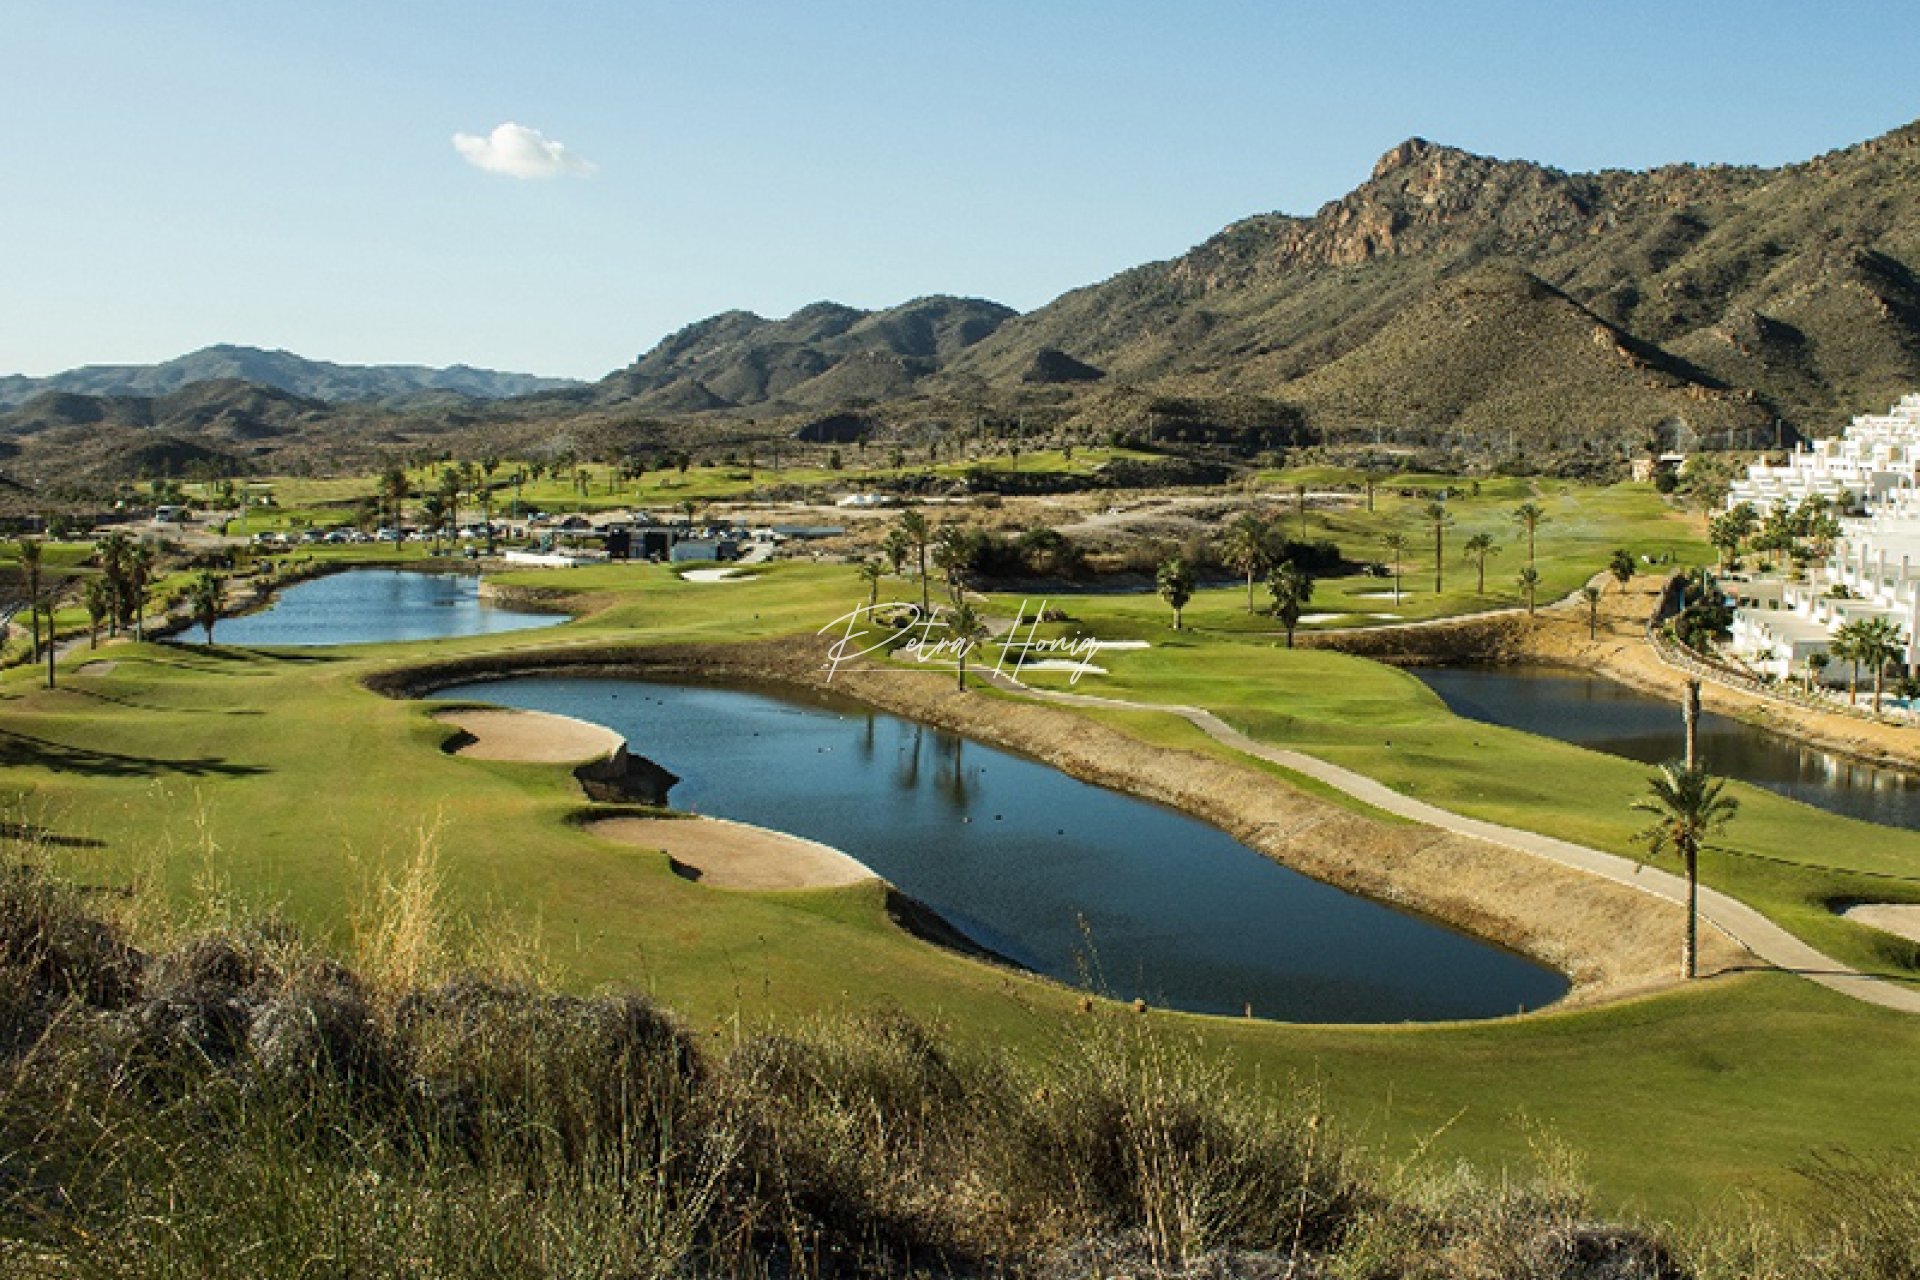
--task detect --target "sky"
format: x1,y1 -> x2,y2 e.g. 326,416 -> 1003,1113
4,1 -> 1918,381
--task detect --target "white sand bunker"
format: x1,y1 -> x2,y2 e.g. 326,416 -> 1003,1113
1843,903 -> 1920,945
1090,640 -> 1149,652
679,567 -> 758,583
1298,613 -> 1348,625
1016,658 -> 1108,676
1355,591 -> 1409,600
590,814 -> 875,890
436,708 -> 623,764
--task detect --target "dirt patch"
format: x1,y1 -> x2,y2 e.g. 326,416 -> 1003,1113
1844,904 -> 1920,945
589,814 -> 875,890
435,708 -> 623,764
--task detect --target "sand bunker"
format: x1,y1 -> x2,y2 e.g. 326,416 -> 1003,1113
1298,613 -> 1348,625
436,708 -> 624,763
1843,903 -> 1920,945
679,567 -> 757,583
590,814 -> 876,890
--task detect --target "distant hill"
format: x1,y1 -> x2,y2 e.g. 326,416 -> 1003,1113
937,121 -> 1920,445
596,296 -> 1016,410
0,345 -> 582,408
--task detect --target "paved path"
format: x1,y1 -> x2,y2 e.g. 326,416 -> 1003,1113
983,669 -> 1920,1015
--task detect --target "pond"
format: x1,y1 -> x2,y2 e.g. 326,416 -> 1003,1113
1413,665 -> 1920,830
434,676 -> 1569,1023
217,570 -> 561,647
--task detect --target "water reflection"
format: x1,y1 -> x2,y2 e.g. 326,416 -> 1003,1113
1415,666 -> 1920,829
434,675 -> 1568,1023
219,570 -> 559,647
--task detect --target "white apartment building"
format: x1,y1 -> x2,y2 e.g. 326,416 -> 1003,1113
1725,395 -> 1920,689
1726,393 -> 1920,513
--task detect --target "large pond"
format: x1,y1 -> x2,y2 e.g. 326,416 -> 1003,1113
1414,665 -> 1920,830
435,676 -> 1568,1023
218,570 -> 561,647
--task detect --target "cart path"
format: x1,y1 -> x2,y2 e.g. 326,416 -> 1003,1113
983,670 -> 1920,1015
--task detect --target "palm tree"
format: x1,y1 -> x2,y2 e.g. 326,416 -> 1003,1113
1381,531 -> 1409,606
1220,512 -> 1272,613
1512,502 -> 1548,567
947,602 -> 986,691
899,510 -> 931,613
1829,619 -> 1867,706
1806,650 -> 1831,694
1462,532 -> 1498,596
1854,616 -> 1905,714
378,466 -> 411,533
1156,555 -> 1195,631
881,528 -> 910,578
479,456 -> 501,554
925,521 -> 967,602
1632,763 -> 1739,979
127,541 -> 155,642
1609,547 -> 1637,592
1423,500 -> 1454,594
1518,565 -> 1541,616
420,494 -> 450,555
82,578 -> 110,650
96,532 -> 130,638
1267,560 -> 1314,649
1581,585 -> 1603,639
857,557 -> 884,607
188,571 -> 223,644
15,538 -> 42,663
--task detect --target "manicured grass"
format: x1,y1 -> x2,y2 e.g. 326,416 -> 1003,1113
4,550 -> 1918,1220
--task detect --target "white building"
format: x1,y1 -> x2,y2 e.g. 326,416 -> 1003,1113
1724,395 -> 1920,690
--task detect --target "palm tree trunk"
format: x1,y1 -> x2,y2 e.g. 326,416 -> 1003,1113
1683,845 -> 1699,979
1874,665 -> 1886,714
1433,529 -> 1443,594
1477,559 -> 1486,595
918,546 -> 928,613
957,651 -> 966,691
45,608 -> 55,689
1683,679 -> 1700,771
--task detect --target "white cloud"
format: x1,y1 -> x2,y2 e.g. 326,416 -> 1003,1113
452,122 -> 597,180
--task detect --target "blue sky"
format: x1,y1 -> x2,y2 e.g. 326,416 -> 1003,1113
4,1 -> 1917,380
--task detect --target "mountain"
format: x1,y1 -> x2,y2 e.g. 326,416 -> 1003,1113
0,345 -> 582,408
596,295 -> 1016,411
936,121 -> 1920,444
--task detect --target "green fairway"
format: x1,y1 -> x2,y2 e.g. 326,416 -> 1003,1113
4,535 -> 1918,1221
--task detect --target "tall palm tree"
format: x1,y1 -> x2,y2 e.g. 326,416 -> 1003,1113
1581,585 -> 1603,639
1632,762 -> 1739,979
479,456 -> 501,554
96,532 -> 130,638
1854,616 -> 1905,714
931,524 -> 969,603
1517,565 -> 1541,616
420,494 -> 449,556
1220,512 -> 1272,613
188,571 -> 223,644
1381,531 -> 1409,606
1156,555 -> 1194,631
378,466 -> 411,533
1462,532 -> 1498,596
83,578 -> 110,650
899,510 -> 931,613
127,541 -> 155,642
1267,560 -> 1314,649
857,557 -> 884,607
1829,619 -> 1866,706
1423,500 -> 1454,594
881,528 -> 910,577
947,602 -> 986,691
1512,502 -> 1548,567
15,538 -> 42,663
